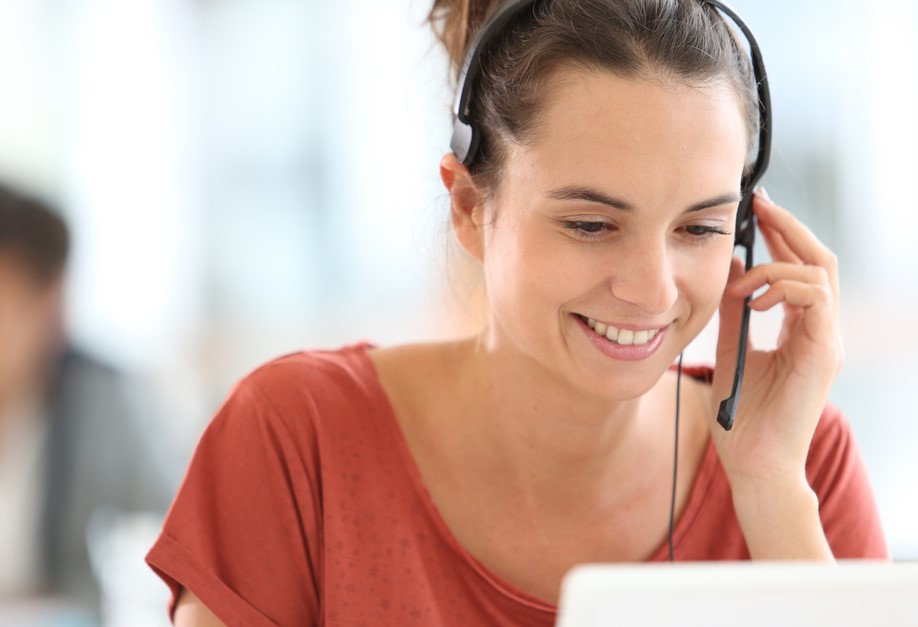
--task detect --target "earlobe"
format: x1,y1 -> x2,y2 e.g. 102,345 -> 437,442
440,153 -> 486,262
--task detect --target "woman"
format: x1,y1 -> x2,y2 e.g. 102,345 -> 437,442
147,1 -> 887,625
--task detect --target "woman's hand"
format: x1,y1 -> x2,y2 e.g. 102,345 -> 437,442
709,189 -> 842,559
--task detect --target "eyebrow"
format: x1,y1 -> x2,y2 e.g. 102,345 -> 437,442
545,185 -> 742,213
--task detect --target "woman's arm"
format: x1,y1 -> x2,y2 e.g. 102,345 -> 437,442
174,588 -> 228,627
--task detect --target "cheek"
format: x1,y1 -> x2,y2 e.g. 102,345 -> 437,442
483,227 -> 540,314
679,244 -> 735,318
482,219 -> 585,324
0,310 -> 40,372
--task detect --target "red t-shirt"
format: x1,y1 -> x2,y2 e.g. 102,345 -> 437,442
146,341 -> 888,626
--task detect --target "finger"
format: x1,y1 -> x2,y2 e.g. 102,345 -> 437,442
727,262 -> 831,299
753,194 -> 838,273
750,279 -> 845,375
755,192 -> 802,264
758,219 -> 802,265
753,195 -> 840,304
748,279 -> 834,312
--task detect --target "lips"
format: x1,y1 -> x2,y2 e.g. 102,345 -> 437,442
574,314 -> 668,361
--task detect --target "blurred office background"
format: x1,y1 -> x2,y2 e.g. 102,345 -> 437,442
0,0 -> 915,624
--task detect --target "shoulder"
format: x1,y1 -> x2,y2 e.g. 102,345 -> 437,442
805,400 -> 859,487
207,341 -> 386,445
242,341 -> 380,406
810,401 -> 850,445
47,345 -> 140,439
52,345 -> 126,396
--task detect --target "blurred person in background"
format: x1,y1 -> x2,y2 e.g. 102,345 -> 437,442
0,182 -> 173,621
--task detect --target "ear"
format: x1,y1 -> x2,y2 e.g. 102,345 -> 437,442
440,152 -> 486,263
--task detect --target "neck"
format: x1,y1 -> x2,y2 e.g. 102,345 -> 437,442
450,332 -> 672,515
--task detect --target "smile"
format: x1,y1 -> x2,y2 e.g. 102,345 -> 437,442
578,315 -> 664,346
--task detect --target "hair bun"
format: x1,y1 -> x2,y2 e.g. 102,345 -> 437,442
428,0 -> 500,80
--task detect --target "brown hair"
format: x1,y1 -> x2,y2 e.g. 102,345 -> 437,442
428,0 -> 759,193
0,183 -> 70,285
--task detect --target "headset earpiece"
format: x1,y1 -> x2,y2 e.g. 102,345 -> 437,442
449,0 -> 540,168
450,118 -> 477,166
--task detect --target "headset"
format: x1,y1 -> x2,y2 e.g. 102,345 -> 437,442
450,0 -> 772,432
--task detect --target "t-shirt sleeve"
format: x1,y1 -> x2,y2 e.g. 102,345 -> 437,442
806,404 -> 889,559
145,374 -> 322,626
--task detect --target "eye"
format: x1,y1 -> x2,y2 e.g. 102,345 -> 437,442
562,220 -> 614,241
682,225 -> 731,241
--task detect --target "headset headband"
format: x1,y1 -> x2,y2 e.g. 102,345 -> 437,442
449,0 -> 771,241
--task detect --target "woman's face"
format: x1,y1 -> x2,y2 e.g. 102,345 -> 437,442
476,68 -> 748,401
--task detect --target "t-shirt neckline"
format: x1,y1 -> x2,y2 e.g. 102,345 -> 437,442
347,340 -> 720,615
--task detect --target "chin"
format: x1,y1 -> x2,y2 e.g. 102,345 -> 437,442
571,359 -> 672,403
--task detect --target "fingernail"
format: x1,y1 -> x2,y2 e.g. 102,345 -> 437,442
755,186 -> 773,204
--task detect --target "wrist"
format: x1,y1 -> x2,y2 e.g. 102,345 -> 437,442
729,470 -> 812,505
730,475 -> 834,561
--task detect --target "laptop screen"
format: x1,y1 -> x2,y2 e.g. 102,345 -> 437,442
556,561 -> 918,627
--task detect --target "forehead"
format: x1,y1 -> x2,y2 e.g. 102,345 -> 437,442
506,68 -> 748,204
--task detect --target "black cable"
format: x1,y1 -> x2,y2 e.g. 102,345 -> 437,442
668,352 -> 684,562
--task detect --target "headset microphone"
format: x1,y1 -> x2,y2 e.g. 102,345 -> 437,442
701,0 -> 772,430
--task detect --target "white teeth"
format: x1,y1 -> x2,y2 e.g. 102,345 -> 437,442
584,316 -> 663,347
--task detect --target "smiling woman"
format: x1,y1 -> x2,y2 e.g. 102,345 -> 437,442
145,1 -> 887,626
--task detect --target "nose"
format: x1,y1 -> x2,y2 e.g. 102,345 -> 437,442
608,238 -> 678,317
